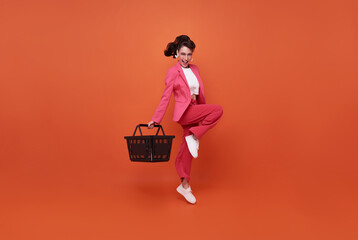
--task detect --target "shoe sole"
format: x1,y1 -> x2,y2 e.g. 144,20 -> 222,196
185,136 -> 198,158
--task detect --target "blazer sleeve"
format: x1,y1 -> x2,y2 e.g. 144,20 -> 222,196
151,68 -> 176,124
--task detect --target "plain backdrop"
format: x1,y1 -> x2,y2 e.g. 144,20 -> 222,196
1,0 -> 357,239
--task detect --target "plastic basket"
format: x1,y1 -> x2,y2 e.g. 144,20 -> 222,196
124,124 -> 175,162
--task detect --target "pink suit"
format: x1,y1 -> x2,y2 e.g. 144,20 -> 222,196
152,61 -> 223,181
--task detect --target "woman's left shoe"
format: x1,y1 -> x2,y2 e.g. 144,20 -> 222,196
176,184 -> 197,204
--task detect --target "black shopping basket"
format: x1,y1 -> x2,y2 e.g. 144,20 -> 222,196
124,124 -> 175,162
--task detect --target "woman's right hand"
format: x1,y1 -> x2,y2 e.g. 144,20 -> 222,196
147,121 -> 155,129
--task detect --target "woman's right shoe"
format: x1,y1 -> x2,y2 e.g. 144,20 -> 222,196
185,134 -> 199,158
176,184 -> 197,204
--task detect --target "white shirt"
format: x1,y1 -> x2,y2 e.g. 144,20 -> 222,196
181,67 -> 200,95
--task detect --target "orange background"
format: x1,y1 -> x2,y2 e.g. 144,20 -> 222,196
1,0 -> 357,239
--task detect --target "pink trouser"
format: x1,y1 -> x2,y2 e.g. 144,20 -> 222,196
175,99 -> 223,181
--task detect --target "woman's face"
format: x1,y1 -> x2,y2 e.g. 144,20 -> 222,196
177,46 -> 193,68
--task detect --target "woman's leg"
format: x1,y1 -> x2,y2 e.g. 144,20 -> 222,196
175,103 -> 223,204
181,178 -> 189,188
175,123 -> 197,204
175,102 -> 223,183
175,123 -> 197,183
178,103 -> 223,140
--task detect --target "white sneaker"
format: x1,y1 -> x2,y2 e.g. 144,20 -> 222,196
185,134 -> 199,158
176,184 -> 196,204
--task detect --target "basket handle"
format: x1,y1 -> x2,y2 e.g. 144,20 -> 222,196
133,124 -> 166,136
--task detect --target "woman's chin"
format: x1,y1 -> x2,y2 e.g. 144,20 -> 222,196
181,62 -> 189,67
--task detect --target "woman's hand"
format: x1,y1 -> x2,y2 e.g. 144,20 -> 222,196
147,121 -> 155,129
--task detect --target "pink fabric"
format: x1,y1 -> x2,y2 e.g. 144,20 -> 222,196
175,99 -> 223,181
151,62 -> 206,124
151,61 -> 223,181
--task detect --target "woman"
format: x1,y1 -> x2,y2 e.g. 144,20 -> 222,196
148,35 -> 223,204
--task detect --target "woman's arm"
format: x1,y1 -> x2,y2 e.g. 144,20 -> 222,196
149,68 -> 176,125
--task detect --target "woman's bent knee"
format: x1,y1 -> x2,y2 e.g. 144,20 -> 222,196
215,105 -> 223,117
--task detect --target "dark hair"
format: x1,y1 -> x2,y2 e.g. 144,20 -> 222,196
164,35 -> 196,58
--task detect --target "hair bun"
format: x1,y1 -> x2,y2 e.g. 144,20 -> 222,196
164,35 -> 196,58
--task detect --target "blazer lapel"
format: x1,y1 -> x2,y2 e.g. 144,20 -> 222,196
176,61 -> 190,91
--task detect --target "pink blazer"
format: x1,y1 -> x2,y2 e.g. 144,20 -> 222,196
152,61 -> 206,124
